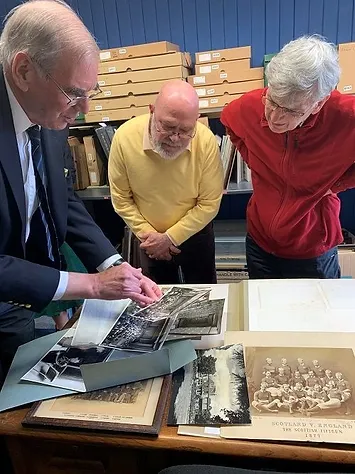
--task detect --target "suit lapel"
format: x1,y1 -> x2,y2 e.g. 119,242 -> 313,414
0,69 -> 26,238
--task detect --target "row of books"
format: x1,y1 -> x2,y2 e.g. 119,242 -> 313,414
219,135 -> 251,190
68,126 -> 116,190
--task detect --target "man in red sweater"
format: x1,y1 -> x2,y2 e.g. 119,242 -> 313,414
221,35 -> 355,279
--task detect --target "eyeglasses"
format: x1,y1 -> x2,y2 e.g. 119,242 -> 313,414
153,114 -> 196,140
46,72 -> 102,106
262,93 -> 306,118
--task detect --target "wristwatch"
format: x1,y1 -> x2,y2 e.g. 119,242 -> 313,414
109,257 -> 125,268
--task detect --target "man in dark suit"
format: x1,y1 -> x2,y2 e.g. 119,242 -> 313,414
0,0 -> 161,384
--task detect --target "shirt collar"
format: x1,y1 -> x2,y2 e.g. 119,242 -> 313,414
143,114 -> 192,153
4,73 -> 33,136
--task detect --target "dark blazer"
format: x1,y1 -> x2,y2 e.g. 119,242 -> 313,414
0,70 -> 116,312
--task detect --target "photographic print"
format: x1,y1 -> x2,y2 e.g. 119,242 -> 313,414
100,287 -> 210,352
220,331 -> 355,444
168,344 -> 251,426
21,329 -> 112,392
23,376 -> 170,435
169,299 -> 225,336
246,346 -> 355,420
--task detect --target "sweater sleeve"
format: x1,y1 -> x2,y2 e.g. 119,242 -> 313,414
221,96 -> 250,166
108,131 -> 157,238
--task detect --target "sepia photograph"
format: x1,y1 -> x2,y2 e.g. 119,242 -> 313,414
168,344 -> 251,426
169,299 -> 225,336
23,376 -> 171,435
22,329 -> 112,392
246,346 -> 355,420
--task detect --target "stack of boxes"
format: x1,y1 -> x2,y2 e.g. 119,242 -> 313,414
85,41 -> 191,123
188,46 -> 264,112
337,42 -> 355,95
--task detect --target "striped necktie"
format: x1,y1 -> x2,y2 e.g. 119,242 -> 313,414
27,125 -> 56,262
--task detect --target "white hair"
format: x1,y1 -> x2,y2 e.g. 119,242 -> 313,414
0,0 -> 99,73
266,35 -> 340,104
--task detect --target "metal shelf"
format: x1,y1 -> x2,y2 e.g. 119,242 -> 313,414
76,186 -> 111,200
225,181 -> 253,194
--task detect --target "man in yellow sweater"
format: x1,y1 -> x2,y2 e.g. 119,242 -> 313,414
108,80 -> 223,284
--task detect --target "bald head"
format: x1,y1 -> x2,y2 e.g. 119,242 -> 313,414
0,0 -> 98,73
154,80 -> 199,120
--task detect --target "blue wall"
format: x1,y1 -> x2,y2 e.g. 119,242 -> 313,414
2,1 -> 355,65
2,0 -> 355,231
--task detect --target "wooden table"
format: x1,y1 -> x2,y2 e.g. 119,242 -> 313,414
1,406 -> 355,474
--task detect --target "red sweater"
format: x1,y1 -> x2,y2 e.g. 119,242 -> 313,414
221,89 -> 355,259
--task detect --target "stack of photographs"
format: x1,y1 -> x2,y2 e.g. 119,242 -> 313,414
21,286 -> 226,392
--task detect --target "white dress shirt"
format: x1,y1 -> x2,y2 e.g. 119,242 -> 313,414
5,77 -> 119,301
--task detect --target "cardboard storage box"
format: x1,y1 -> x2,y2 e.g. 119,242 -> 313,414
82,136 -> 105,186
197,116 -> 209,127
98,66 -> 190,87
199,94 -> 242,109
338,42 -> 355,94
99,52 -> 191,74
68,137 -> 89,190
195,80 -> 264,97
85,106 -> 148,123
99,41 -> 180,62
89,94 -> 157,112
195,46 -> 251,64
95,79 -> 184,99
188,67 -> 264,86
195,58 -> 250,76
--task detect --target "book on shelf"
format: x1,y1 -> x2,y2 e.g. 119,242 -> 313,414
219,135 -> 252,191
94,125 -> 117,162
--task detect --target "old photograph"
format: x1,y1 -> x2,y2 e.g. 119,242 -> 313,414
168,344 -> 251,425
22,329 -> 112,392
100,287 -> 211,351
23,376 -> 169,435
169,299 -> 225,336
246,346 -> 355,420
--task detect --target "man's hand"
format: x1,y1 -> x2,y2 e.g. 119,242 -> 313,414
92,262 -> 160,305
139,232 -> 181,261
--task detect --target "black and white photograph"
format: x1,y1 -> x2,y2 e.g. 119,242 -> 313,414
168,344 -> 251,426
22,329 -> 112,392
169,299 -> 225,336
100,312 -> 170,352
100,287 -> 211,352
135,286 -> 210,321
246,346 -> 355,420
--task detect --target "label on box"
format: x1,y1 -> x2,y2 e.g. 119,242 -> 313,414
196,88 -> 206,97
199,100 -> 209,108
212,52 -> 221,58
211,64 -> 219,70
207,88 -> 215,95
210,98 -> 218,104
94,105 -> 103,110
104,91 -> 112,97
108,67 -> 116,73
87,153 -> 93,164
199,65 -> 212,74
89,172 -> 98,184
193,76 -> 206,85
98,80 -> 106,86
220,73 -> 228,79
343,85 -> 353,92
100,51 -> 111,60
119,48 -> 127,54
102,116 -> 110,121
198,53 -> 211,62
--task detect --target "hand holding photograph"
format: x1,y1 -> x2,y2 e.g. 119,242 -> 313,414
22,375 -> 170,435
168,344 -> 251,426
